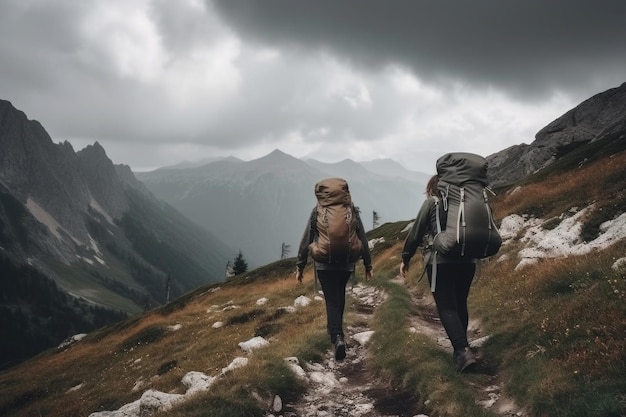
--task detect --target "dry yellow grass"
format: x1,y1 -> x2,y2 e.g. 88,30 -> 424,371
0,267 -> 331,417
494,150 -> 626,219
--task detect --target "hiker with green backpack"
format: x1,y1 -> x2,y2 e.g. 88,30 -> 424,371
296,177 -> 373,361
400,153 -> 502,373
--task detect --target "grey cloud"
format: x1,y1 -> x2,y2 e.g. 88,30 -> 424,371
210,0 -> 626,100
1,0 -> 623,171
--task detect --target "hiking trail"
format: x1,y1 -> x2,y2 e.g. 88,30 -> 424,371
276,278 -> 526,417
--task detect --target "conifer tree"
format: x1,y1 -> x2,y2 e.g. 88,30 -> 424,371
232,250 -> 248,275
373,210 -> 381,229
281,242 -> 291,259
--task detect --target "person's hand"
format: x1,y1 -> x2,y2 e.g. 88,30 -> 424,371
365,269 -> 373,281
295,269 -> 304,283
399,262 -> 409,278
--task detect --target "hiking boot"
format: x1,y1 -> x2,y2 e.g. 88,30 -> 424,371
334,336 -> 346,361
454,347 -> 476,373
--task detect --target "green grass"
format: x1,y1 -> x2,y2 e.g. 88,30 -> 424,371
473,242 -> 626,417
45,257 -> 143,313
367,269 -> 496,417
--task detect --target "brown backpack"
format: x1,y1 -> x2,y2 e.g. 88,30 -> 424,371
309,178 -> 364,264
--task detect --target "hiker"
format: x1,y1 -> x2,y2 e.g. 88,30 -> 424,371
296,178 -> 373,361
400,174 -> 479,372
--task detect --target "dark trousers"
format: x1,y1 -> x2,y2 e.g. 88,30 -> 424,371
317,269 -> 352,344
427,263 -> 476,351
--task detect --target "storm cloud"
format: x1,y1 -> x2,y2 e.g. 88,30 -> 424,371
1,0 -> 624,171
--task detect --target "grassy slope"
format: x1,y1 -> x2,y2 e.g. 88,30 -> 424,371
0,148 -> 624,417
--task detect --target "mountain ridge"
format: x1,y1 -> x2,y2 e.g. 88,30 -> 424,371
487,82 -> 626,187
0,99 -> 233,369
136,150 -> 429,267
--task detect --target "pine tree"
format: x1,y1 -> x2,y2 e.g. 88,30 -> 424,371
281,242 -> 291,259
373,210 -> 381,229
232,250 -> 248,275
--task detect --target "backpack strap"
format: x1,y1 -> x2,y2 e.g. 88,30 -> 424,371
483,187 -> 497,257
459,186 -> 466,256
310,206 -> 318,236
414,197 -> 443,292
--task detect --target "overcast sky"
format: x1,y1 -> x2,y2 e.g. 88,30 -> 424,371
2,0 -> 624,173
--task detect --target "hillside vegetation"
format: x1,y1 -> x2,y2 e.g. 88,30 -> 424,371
0,145 -> 624,417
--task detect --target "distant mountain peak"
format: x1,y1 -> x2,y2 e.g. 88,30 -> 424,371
249,149 -> 303,169
259,149 -> 294,161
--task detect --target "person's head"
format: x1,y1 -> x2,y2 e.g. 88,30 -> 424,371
425,175 -> 438,197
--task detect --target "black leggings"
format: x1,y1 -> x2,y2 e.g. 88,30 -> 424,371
427,263 -> 476,351
317,269 -> 352,344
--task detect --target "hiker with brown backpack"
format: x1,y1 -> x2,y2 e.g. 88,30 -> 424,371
296,177 -> 373,361
400,153 -> 502,372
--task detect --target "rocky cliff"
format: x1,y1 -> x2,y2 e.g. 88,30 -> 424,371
0,99 -> 232,369
487,82 -> 626,187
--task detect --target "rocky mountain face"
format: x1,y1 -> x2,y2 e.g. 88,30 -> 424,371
0,99 -> 232,369
136,150 -> 430,267
487,82 -> 626,187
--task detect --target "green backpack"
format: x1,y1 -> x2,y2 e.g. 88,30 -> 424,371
432,152 -> 502,259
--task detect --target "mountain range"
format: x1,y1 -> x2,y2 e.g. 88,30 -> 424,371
136,82 -> 626,268
136,151 -> 431,267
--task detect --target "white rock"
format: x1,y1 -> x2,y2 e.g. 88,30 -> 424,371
498,214 -> 526,240
354,403 -> 374,414
515,258 -> 538,271
306,362 -> 325,372
470,335 -> 491,348
287,362 -> 308,380
256,297 -> 269,305
131,377 -> 147,392
182,371 -> 217,395
612,257 -> 626,270
212,321 -> 224,329
140,389 -> 184,413
352,331 -> 375,346
66,383 -> 83,393
368,237 -> 385,249
273,395 -> 283,412
238,336 -> 269,352
309,371 -> 338,387
222,357 -> 249,374
57,333 -> 87,349
294,295 -> 312,307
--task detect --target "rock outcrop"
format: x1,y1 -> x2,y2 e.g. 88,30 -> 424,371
487,82 -> 626,187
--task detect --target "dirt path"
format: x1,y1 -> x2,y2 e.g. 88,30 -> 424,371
407,288 -> 526,417
279,280 -> 526,417
281,283 -> 423,417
